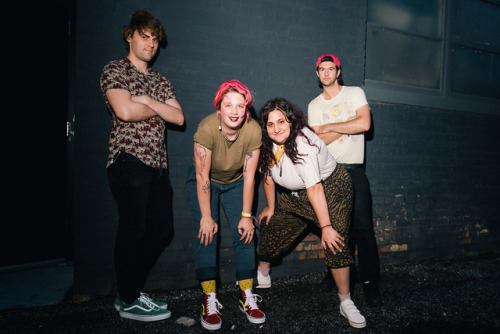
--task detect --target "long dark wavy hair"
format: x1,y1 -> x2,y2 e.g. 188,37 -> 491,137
258,97 -> 315,177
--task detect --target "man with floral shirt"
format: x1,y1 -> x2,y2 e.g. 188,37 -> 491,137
100,9 -> 184,322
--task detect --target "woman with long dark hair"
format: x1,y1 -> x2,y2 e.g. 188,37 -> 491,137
256,97 -> 366,329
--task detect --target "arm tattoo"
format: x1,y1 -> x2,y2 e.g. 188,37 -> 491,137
195,143 -> 207,170
195,143 -> 210,193
202,180 -> 211,194
243,152 -> 253,173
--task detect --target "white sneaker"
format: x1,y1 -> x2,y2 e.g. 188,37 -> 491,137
256,271 -> 271,288
340,299 -> 366,328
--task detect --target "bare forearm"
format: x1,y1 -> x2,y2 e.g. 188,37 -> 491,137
320,121 -> 362,135
315,105 -> 371,136
106,89 -> 157,122
194,143 -> 212,218
317,131 -> 342,146
242,149 -> 259,213
263,175 -> 276,209
242,179 -> 255,214
306,183 -> 330,227
196,177 -> 212,218
133,96 -> 184,125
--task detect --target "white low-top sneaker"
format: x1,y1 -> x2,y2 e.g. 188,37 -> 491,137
340,299 -> 366,328
256,271 -> 271,288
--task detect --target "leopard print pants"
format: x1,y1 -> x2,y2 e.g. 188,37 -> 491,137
258,166 -> 354,269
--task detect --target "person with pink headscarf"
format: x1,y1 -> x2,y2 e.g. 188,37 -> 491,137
186,80 -> 265,330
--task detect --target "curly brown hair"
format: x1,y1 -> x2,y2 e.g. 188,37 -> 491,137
121,9 -> 166,51
258,97 -> 315,177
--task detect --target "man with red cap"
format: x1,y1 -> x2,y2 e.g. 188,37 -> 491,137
307,54 -> 383,307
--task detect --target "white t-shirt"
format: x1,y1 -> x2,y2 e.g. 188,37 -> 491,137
308,86 -> 369,164
270,127 -> 336,191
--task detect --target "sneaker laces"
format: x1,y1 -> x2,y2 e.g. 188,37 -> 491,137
139,292 -> 161,310
206,293 -> 223,316
243,290 -> 262,310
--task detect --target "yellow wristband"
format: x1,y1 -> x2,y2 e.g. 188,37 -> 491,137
241,211 -> 252,218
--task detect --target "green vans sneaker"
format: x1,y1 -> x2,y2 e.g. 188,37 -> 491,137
118,293 -> 171,322
114,293 -> 168,311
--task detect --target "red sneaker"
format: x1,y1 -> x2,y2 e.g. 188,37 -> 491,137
201,293 -> 222,330
239,289 -> 266,324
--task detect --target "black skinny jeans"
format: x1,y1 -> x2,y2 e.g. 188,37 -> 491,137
342,164 -> 380,283
107,152 -> 174,304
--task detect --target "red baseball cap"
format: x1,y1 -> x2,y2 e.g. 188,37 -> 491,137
316,54 -> 341,69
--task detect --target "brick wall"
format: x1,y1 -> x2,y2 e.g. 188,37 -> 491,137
367,102 -> 500,263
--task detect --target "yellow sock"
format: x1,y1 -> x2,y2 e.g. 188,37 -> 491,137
201,280 -> 216,294
239,278 -> 253,291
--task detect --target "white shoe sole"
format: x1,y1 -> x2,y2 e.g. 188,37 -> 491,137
119,310 -> 171,322
340,308 -> 366,328
201,316 -> 222,330
115,303 -> 168,311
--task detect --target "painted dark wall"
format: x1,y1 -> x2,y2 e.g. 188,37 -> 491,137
71,0 -> 500,297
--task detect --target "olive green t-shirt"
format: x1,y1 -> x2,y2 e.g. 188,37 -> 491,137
193,112 -> 262,184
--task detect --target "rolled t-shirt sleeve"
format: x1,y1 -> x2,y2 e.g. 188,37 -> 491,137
307,100 -> 322,127
351,86 -> 369,111
247,122 -> 262,152
295,138 -> 323,188
155,76 -> 176,103
100,63 -> 128,93
193,120 -> 215,151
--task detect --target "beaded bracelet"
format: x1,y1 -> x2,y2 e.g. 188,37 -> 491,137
321,224 -> 332,230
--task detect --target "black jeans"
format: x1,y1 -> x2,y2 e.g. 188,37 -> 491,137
107,152 -> 174,304
342,164 -> 380,283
